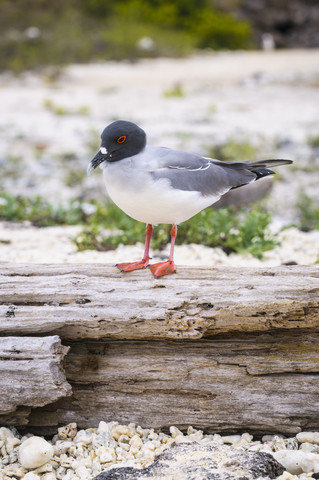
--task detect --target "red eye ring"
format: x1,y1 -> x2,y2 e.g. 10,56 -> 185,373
117,135 -> 126,144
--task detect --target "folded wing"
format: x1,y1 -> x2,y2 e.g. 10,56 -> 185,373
151,147 -> 292,198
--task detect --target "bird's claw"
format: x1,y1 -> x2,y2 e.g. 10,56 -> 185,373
149,260 -> 177,278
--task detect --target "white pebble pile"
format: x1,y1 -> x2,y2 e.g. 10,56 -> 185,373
1,423 -> 319,480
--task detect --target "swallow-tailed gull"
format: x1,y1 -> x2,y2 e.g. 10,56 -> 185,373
87,120 -> 292,278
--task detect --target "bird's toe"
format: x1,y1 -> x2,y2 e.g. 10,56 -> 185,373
116,259 -> 150,272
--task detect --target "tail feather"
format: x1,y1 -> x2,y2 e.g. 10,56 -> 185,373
229,158 -> 292,190
247,159 -> 292,181
247,159 -> 293,170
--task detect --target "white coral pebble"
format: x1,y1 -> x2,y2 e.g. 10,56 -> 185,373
23,473 -> 41,480
19,436 -> 54,469
297,432 -> 319,445
111,425 -> 131,440
41,474 -> 57,480
273,450 -> 319,474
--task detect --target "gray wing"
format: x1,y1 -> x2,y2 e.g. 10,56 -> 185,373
150,148 -> 256,197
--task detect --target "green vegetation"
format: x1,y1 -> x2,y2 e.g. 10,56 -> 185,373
0,192 -> 277,259
307,134 -> 319,149
207,139 -> 258,162
72,202 -> 279,259
0,193 -> 86,227
43,99 -> 90,116
176,207 -> 277,259
0,0 -> 253,72
75,206 -> 277,258
295,193 -> 319,232
163,84 -> 185,98
73,203 -> 279,259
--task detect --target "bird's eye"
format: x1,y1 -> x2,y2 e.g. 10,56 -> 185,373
117,135 -> 126,144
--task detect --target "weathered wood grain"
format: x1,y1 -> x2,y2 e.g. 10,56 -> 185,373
0,336 -> 72,417
0,263 -> 318,340
27,332 -> 319,435
0,263 -> 319,434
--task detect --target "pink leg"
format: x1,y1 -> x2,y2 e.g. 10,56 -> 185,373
116,224 -> 152,272
149,224 -> 177,278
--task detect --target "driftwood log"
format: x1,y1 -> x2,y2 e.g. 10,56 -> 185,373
0,263 -> 319,435
0,336 -> 71,420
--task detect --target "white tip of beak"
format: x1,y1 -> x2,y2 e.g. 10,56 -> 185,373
87,162 -> 94,176
87,147 -> 108,176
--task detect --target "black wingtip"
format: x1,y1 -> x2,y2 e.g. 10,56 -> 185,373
253,168 -> 275,180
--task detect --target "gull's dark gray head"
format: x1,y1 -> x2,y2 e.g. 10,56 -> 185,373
87,120 -> 147,175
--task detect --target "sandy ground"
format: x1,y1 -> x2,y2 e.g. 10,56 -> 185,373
0,222 -> 318,267
0,49 -> 319,266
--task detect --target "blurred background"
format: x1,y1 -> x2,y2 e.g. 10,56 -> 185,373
1,0 -> 319,71
0,0 -> 318,266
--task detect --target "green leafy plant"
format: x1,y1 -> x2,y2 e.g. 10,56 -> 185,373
0,194 -> 86,226
295,193 -> 319,232
0,193 -> 278,258
74,202 -> 278,259
188,8 -> 252,50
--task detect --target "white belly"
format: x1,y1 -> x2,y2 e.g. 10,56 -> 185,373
102,164 -> 219,225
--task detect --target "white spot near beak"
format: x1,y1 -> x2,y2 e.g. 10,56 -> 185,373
100,147 -> 107,155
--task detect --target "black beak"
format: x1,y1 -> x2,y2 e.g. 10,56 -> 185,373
87,149 -> 108,176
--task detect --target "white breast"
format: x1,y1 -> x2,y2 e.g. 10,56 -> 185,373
101,152 -> 221,225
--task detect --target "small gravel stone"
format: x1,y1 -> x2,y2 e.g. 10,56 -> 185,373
297,432 -> 319,445
32,463 -> 53,474
53,440 -> 74,456
57,423 -> 77,441
41,474 -> 57,480
23,473 -> 41,480
111,425 -> 132,441
74,430 -> 92,445
299,442 -> 319,453
169,426 -> 183,438
221,434 -> 241,445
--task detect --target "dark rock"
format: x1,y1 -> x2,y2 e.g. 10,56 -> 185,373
92,441 -> 284,480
